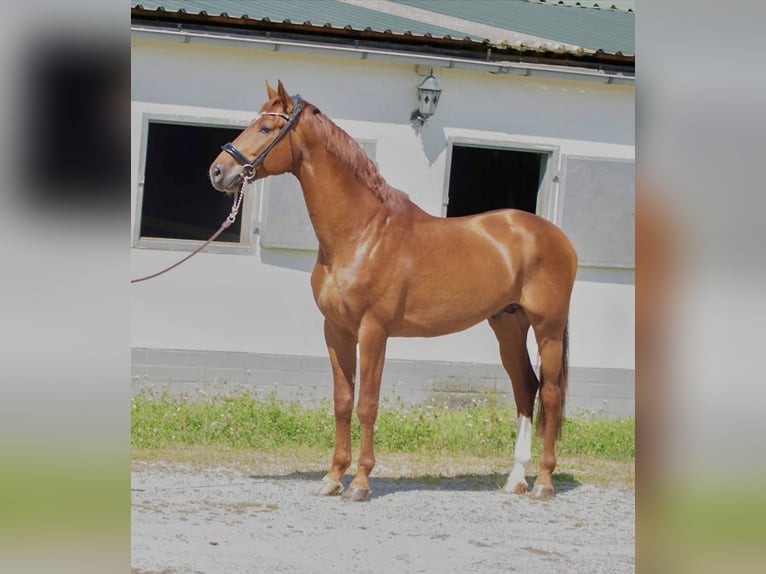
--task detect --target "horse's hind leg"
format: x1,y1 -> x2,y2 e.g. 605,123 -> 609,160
488,312 -> 539,494
529,322 -> 569,500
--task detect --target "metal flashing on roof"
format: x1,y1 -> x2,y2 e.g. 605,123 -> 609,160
340,0 -> 588,55
390,0 -> 633,55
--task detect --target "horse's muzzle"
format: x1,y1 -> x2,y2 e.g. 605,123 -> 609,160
209,162 -> 242,193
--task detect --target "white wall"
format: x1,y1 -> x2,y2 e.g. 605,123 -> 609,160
131,37 -> 634,371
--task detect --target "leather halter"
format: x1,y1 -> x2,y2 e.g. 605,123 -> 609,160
221,94 -> 303,180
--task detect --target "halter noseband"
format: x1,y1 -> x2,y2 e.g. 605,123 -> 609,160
221,94 -> 304,181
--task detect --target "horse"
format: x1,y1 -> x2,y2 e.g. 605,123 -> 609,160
209,81 -> 577,501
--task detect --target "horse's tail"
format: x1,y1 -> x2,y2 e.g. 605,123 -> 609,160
535,322 -> 569,439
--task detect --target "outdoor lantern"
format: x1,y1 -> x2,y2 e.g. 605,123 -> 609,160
412,71 -> 442,126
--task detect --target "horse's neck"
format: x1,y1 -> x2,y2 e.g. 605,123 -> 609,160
294,153 -> 388,262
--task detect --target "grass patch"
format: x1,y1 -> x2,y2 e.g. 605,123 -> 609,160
132,388 -> 634,462
132,390 -> 335,451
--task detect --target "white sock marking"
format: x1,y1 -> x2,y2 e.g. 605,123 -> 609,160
505,415 -> 532,490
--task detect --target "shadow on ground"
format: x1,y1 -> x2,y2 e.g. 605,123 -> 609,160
247,471 -> 581,498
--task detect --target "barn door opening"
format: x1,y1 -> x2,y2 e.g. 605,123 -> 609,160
446,145 -> 546,217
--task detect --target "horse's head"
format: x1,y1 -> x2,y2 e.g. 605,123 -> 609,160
209,80 -> 303,194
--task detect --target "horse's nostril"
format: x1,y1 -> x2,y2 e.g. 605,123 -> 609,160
212,165 -> 223,182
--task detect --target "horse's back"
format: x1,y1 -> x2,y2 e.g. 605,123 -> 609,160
417,207 -> 576,273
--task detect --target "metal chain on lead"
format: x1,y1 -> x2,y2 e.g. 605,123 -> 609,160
225,180 -> 246,225
131,179 -> 248,284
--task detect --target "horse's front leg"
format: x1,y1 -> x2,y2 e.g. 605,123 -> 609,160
343,320 -> 387,502
315,320 -> 357,496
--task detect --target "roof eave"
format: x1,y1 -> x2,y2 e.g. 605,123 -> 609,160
131,7 -> 634,74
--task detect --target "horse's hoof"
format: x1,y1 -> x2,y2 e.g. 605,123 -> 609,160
314,475 -> 343,496
529,484 -> 554,500
341,485 -> 370,502
502,479 -> 528,494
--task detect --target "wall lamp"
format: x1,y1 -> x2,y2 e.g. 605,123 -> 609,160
411,71 -> 442,127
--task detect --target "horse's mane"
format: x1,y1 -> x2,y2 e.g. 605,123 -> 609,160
307,105 -> 409,211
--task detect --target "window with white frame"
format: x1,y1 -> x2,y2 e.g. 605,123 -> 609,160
136,121 -> 249,246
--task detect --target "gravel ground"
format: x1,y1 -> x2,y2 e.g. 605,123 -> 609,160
132,461 -> 634,574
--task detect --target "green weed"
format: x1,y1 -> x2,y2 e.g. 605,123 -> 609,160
132,389 -> 633,461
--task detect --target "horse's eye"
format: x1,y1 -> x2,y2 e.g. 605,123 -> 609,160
259,125 -> 273,134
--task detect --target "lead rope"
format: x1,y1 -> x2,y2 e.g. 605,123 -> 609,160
131,181 -> 246,284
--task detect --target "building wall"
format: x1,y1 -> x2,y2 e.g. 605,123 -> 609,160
131,37 -> 635,415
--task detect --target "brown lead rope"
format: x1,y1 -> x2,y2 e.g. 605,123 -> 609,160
131,184 -> 245,284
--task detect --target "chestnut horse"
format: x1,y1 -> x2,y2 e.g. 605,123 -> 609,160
210,81 -> 577,501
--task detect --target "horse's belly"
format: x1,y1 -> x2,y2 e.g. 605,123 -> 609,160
391,314 -> 485,338
392,294 -> 503,338
390,250 -> 516,337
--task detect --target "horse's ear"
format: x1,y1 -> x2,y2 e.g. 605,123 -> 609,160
265,80 -> 278,100
276,80 -> 294,113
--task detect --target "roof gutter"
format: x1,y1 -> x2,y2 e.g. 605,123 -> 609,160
130,24 -> 634,86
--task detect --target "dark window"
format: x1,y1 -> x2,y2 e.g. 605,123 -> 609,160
140,122 -> 243,242
446,145 -> 544,217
